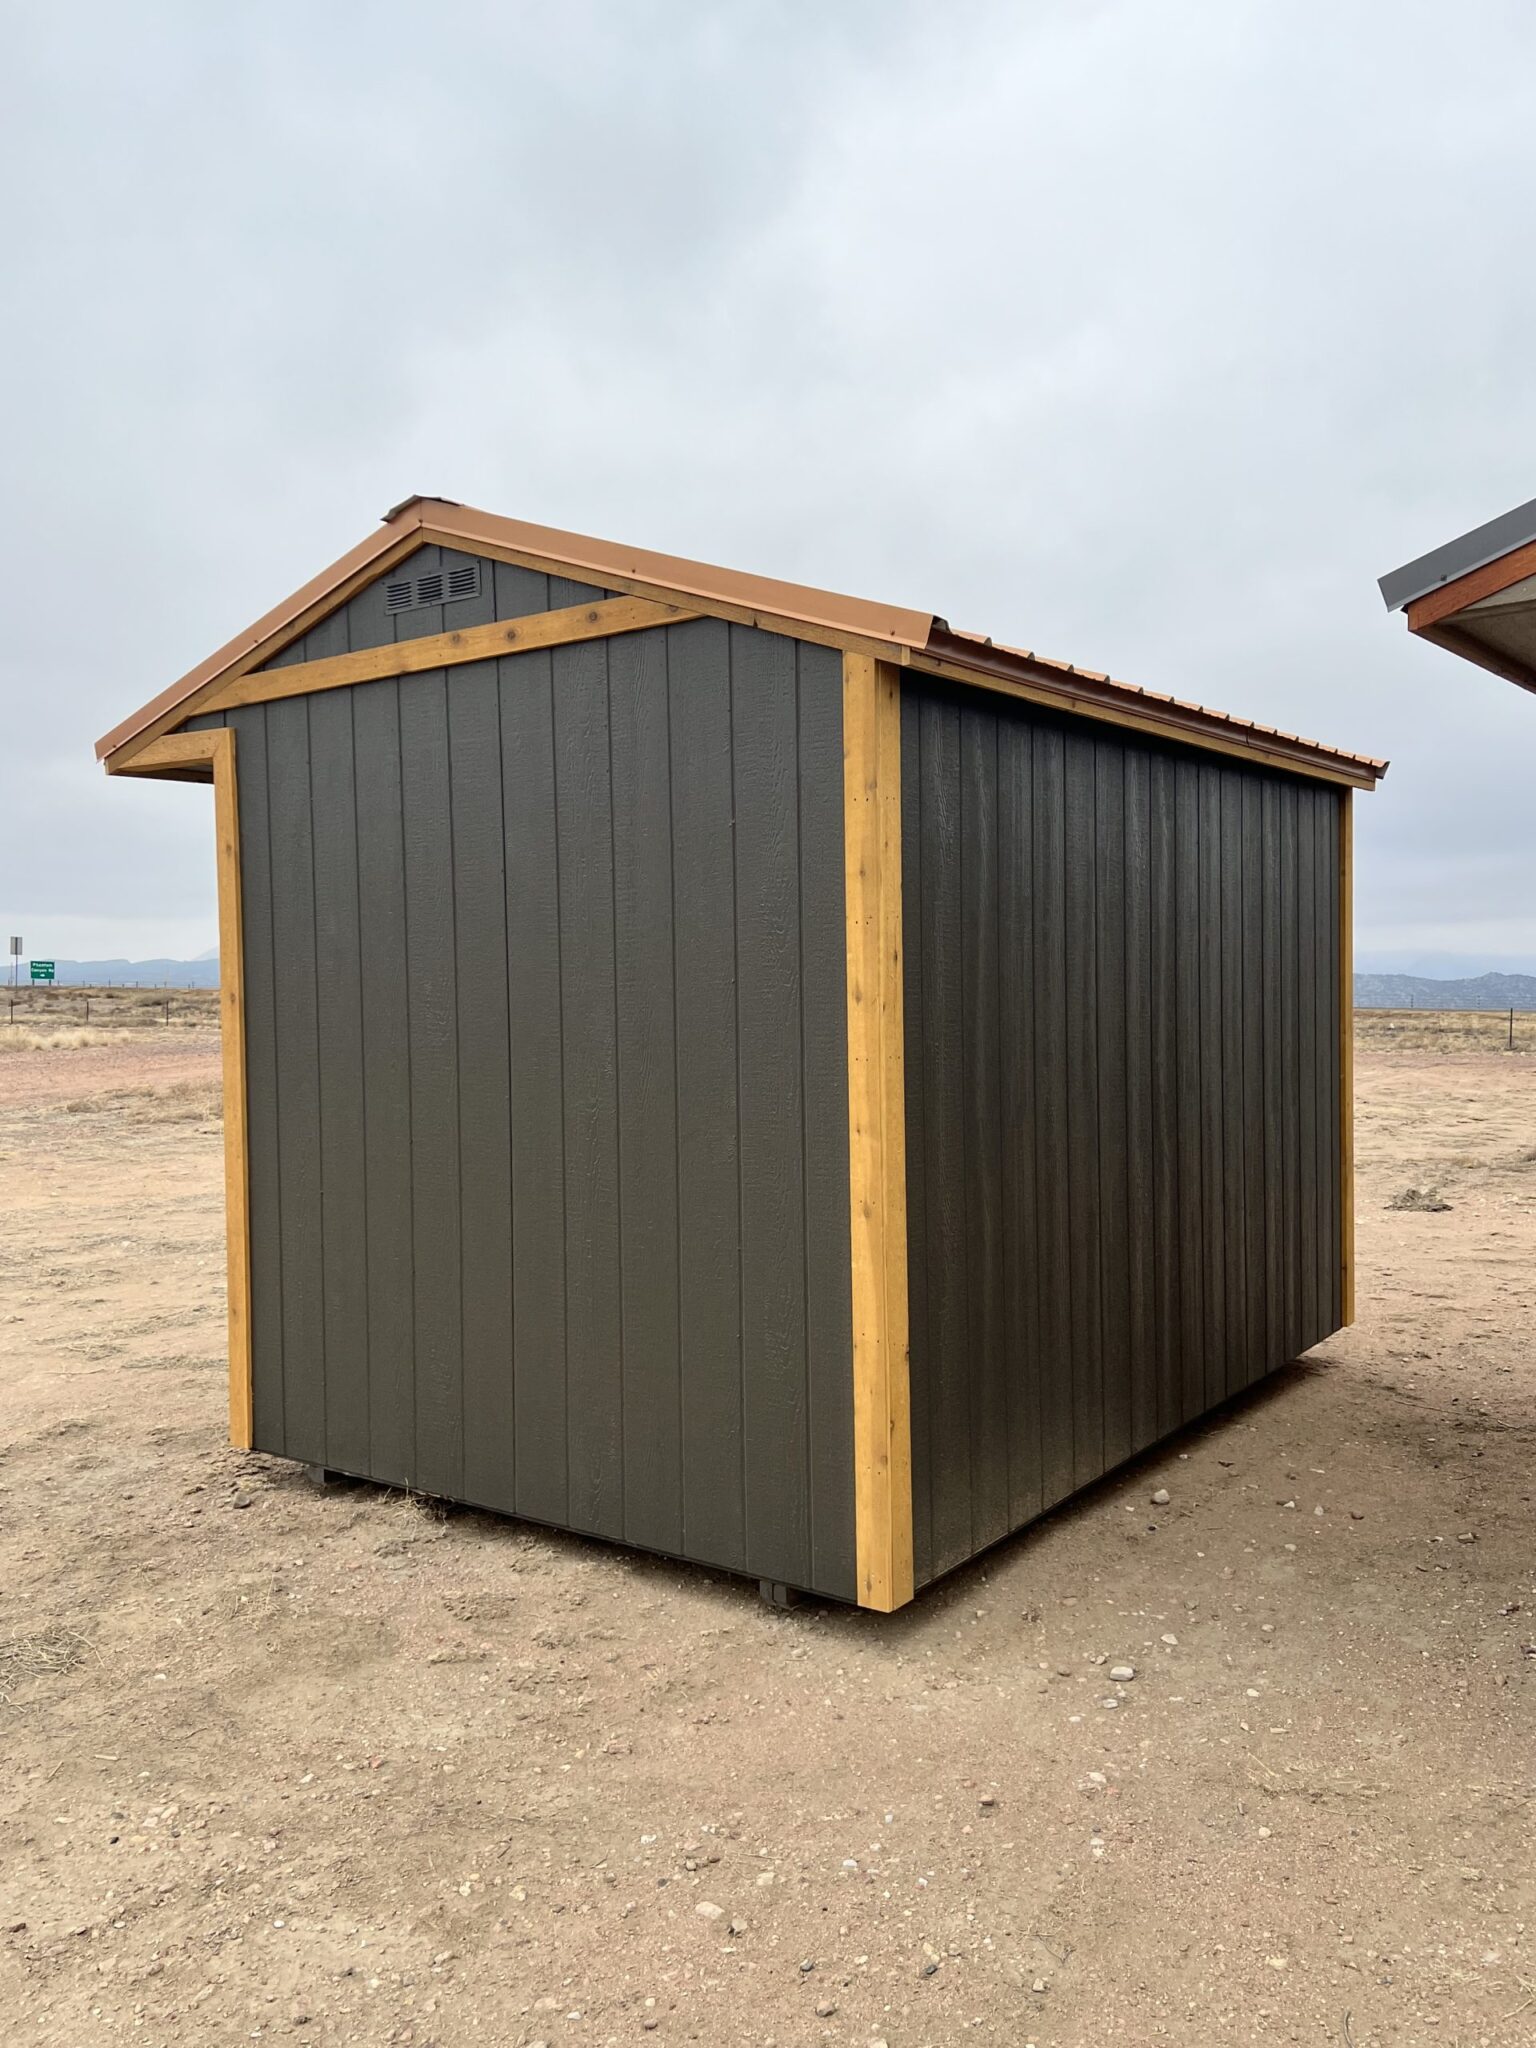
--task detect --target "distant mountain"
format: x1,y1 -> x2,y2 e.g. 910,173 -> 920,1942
13,957 -> 220,988
1355,970 -> 1536,1011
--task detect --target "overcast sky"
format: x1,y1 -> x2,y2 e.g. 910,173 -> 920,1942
4,2 -> 1535,972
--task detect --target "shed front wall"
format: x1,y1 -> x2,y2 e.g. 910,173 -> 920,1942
901,676 -> 1342,1590
191,600 -> 857,1601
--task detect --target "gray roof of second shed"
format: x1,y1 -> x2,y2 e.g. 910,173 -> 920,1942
1379,494 -> 1536,613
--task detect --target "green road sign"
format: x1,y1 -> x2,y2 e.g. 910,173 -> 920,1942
30,960 -> 55,983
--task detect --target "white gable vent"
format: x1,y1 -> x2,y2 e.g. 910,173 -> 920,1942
385,560 -> 483,614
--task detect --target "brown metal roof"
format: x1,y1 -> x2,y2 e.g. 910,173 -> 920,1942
97,496 -> 1387,786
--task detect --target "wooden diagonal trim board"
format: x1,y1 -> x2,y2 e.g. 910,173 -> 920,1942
844,652 -> 914,1612
108,728 -> 253,1448
202,596 -> 699,712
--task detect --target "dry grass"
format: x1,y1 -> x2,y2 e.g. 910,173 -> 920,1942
64,1078 -> 223,1122
1355,1008 -> 1535,1054
0,1027 -> 123,1053
0,1625 -> 90,1706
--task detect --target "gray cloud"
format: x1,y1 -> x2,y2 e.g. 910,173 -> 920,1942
5,1 -> 1535,963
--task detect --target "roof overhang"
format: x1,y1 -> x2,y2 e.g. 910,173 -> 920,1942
1380,496 -> 1536,694
98,496 -> 1387,789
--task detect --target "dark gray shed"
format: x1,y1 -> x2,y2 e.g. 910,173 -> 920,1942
98,498 -> 1386,1609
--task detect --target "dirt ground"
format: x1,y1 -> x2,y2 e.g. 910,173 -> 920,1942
2,1033 -> 1533,2047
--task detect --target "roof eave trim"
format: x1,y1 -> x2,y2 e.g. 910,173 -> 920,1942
1379,493 -> 1536,613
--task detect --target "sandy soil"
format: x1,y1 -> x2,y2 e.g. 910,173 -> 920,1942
2,1036 -> 1533,2047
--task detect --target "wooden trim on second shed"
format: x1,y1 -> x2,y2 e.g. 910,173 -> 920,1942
1339,789 -> 1355,1328
843,653 -> 914,1611
200,595 -> 700,714
107,728 -> 253,1447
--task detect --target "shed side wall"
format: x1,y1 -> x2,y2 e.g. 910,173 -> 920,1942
191,611 -> 856,1600
901,675 -> 1342,1590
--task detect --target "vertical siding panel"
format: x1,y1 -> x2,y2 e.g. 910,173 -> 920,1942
998,718 -> 1042,1526
307,676 -> 370,1476
491,558 -> 552,620
501,647 -> 568,1525
450,659 -> 515,1513
352,678 -> 416,1486
732,626 -> 811,1588
1261,782 -> 1285,1374
669,620 -> 745,1572
1063,730 -> 1103,1489
1193,763 -> 1223,1415
1322,792 -> 1343,1330
1219,773 -> 1248,1401
1122,750 -> 1155,1450
264,698 -> 325,1465
921,694 -> 972,1573
1148,754 -> 1181,1436
228,704 -> 284,1454
1240,777 -> 1267,1390
960,704 -> 1007,1550
398,674 -> 464,1497
553,638 -> 623,1538
609,627 -> 682,1557
1094,741 -> 1131,1469
797,644 -> 856,1602
901,692 -> 933,1588
1296,788 -> 1320,1348
1032,724 -> 1074,1506
1279,782 -> 1301,1359
550,573 -> 607,609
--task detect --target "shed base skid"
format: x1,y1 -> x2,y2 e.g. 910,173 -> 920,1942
302,1464 -> 354,1491
758,1580 -> 802,1610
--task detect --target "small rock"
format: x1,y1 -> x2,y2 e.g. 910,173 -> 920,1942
815,1999 -> 838,2016
695,1901 -> 724,1920
728,1919 -> 746,1936
920,1961 -> 939,1977
1350,1510 -> 1365,1521
643,2023 -> 659,2034
1160,1633 -> 1178,1646
1109,1665 -> 1135,1683
1150,1487 -> 1170,1506
1457,1532 -> 1478,1544
229,1493 -> 254,1510
1099,1697 -> 1119,1709
1032,1976 -> 1048,1993
798,1958 -> 816,1973
978,1794 -> 997,1810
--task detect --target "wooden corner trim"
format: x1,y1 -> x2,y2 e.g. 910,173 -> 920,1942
107,727 -> 252,1447
1339,789 -> 1355,1329
843,653 -> 914,1611
199,594 -> 699,715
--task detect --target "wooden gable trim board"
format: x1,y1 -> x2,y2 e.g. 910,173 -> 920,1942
106,728 -> 253,1448
843,653 -> 914,1611
99,529 -> 429,772
200,595 -> 700,715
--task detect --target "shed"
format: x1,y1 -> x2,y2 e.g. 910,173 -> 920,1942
98,498 -> 1387,1610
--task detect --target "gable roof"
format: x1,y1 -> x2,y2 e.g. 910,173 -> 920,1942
98,495 -> 1387,788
